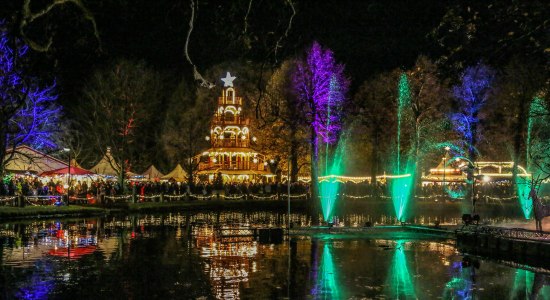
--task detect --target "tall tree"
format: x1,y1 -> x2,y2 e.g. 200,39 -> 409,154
77,60 -> 164,189
161,79 -> 212,187
292,41 -> 349,204
0,21 -> 62,176
451,63 -> 495,167
353,70 -> 400,184
256,59 -> 309,182
431,0 -> 549,71
404,56 -> 449,171
497,57 -> 548,178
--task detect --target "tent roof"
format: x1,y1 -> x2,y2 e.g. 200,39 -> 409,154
141,165 -> 164,179
4,145 -> 68,174
161,164 -> 187,182
90,148 -> 120,176
70,159 -> 84,169
40,166 -> 95,177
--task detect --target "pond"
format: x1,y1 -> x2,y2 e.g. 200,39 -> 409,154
0,209 -> 548,299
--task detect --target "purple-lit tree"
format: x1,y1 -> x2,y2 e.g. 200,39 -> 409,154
293,41 -> 349,202
451,63 -> 495,163
0,21 -> 62,177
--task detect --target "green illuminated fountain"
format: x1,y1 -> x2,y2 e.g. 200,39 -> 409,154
319,134 -> 346,222
511,269 -> 534,299
318,76 -> 346,223
386,240 -> 416,299
312,243 -> 342,299
390,73 -> 415,222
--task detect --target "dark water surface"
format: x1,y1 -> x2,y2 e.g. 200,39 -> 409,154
0,208 -> 549,299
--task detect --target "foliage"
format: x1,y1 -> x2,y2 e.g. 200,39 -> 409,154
76,59 -> 167,184
431,0 -> 550,71
352,69 -> 400,181
451,62 -> 494,160
405,56 -> 450,160
293,41 -> 349,145
256,59 -> 309,181
0,21 -> 63,176
161,79 -> 211,186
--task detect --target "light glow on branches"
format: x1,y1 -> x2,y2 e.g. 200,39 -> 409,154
1,20 -> 62,152
293,41 -> 349,145
451,63 -> 494,157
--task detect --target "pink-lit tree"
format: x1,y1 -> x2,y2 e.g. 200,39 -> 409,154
293,41 -> 349,202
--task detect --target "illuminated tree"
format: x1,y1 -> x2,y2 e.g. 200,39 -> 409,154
451,63 -> 495,163
257,59 -> 309,182
0,22 -> 62,176
404,56 -> 450,179
293,41 -> 349,204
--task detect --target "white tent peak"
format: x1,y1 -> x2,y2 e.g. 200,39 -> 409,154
141,165 -> 165,180
161,164 -> 188,182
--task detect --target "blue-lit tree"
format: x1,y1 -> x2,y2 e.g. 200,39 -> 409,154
451,63 -> 494,163
293,41 -> 349,205
0,21 -> 62,176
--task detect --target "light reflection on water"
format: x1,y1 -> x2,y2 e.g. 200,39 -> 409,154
0,211 -> 549,299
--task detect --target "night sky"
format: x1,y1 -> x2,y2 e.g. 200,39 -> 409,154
1,0 -> 454,109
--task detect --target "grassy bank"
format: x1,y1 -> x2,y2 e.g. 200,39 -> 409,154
0,199 -> 308,221
0,205 -> 105,220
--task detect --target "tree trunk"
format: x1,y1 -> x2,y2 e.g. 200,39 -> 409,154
290,126 -> 299,183
310,125 -> 319,221
370,131 -> 379,193
0,127 -> 5,178
118,156 -> 126,195
512,98 -> 528,181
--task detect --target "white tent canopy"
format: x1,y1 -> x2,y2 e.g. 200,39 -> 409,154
161,164 -> 187,182
90,147 -> 120,176
141,165 -> 165,180
3,145 -> 68,174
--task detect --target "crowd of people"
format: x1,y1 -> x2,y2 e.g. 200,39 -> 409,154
0,175 -> 311,198
0,174 -> 528,202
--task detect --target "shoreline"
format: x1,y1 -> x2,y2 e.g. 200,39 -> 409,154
0,199 -> 309,221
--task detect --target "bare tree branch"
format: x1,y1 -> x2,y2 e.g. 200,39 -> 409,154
184,0 -> 215,89
242,0 -> 253,35
20,0 -> 101,52
273,0 -> 295,64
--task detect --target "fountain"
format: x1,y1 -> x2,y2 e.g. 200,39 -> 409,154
390,73 -> 415,222
319,135 -> 346,223
511,269 -> 534,299
386,240 -> 416,298
311,243 -> 342,298
318,75 -> 346,223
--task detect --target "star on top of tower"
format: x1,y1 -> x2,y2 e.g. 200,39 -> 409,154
221,72 -> 236,87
